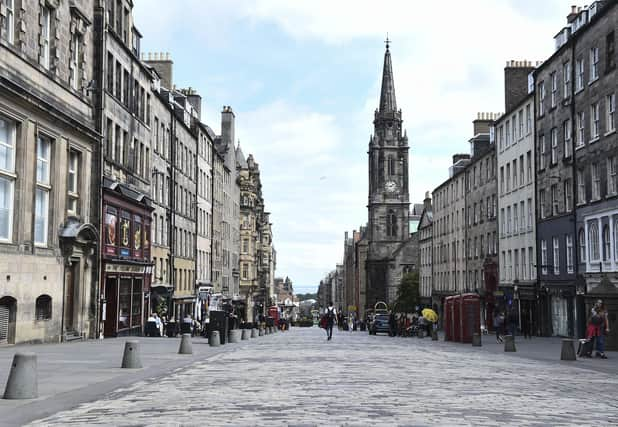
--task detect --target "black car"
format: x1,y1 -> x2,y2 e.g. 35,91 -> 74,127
369,313 -> 391,335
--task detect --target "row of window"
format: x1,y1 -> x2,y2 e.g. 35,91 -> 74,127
197,249 -> 211,283
173,226 -> 194,259
433,197 -> 498,239
538,94 -> 615,171
0,116 -> 82,245
500,151 -> 533,194
539,31 -> 615,115
2,2 -> 86,91
433,233 -> 498,265
105,119 -> 150,178
500,198 -> 534,236
500,247 -> 536,282
497,103 -> 533,151
579,215 -> 618,265
539,155 -> 618,219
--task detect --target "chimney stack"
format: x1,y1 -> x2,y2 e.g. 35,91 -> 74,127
221,106 -> 235,148
143,52 -> 174,90
504,60 -> 536,113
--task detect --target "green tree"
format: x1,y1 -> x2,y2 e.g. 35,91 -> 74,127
395,271 -> 420,313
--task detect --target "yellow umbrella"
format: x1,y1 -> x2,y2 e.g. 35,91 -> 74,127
422,308 -> 438,323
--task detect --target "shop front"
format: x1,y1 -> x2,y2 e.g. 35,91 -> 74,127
539,284 -> 575,337
100,184 -> 153,337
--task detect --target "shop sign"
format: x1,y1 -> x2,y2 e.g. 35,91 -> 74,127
105,264 -> 146,274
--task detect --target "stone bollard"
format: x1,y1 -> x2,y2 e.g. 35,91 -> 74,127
417,329 -> 425,338
431,330 -> 438,341
178,333 -> 193,355
3,353 -> 37,399
472,333 -> 482,347
242,329 -> 250,340
209,330 -> 220,347
560,339 -> 576,361
266,327 -> 271,335
504,335 -> 516,352
121,341 -> 142,369
259,328 -> 265,336
228,329 -> 241,343
251,328 -> 258,338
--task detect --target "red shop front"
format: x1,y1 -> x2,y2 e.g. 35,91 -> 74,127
100,182 -> 153,337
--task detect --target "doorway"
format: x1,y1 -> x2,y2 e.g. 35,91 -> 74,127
0,296 -> 17,344
64,262 -> 80,332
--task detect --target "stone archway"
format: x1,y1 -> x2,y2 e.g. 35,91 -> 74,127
0,296 -> 17,344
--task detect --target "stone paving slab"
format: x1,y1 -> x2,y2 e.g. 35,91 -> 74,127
0,335 -> 240,426
25,328 -> 618,426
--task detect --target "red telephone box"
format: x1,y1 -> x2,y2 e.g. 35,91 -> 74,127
268,306 -> 280,325
444,296 -> 454,341
460,293 -> 481,343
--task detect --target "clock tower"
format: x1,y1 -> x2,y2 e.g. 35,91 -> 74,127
366,40 -> 410,306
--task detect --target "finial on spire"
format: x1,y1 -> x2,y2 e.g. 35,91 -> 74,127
385,33 -> 391,50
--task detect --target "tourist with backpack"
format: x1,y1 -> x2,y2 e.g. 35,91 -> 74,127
585,300 -> 610,359
324,302 -> 337,341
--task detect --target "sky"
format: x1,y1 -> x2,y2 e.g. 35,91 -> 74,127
134,0 -> 578,294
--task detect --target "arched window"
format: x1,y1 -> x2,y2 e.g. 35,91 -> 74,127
589,221 -> 600,261
387,156 -> 395,176
602,225 -> 610,261
387,210 -> 397,237
578,228 -> 586,263
35,295 -> 52,321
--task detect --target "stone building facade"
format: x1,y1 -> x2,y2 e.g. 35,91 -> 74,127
95,0 -> 154,337
0,0 -> 98,344
214,107 -> 240,298
366,43 -> 412,308
195,121 -> 214,316
496,74 -> 538,334
532,2 -> 616,339
238,149 -> 272,321
464,119 -> 498,326
431,155 -> 469,312
418,193 -> 433,305
569,2 -> 617,348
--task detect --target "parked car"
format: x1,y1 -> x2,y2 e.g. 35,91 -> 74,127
369,313 -> 391,335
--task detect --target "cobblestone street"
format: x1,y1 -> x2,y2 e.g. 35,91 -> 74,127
25,327 -> 618,426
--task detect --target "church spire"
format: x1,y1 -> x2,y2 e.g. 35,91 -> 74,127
378,36 -> 397,114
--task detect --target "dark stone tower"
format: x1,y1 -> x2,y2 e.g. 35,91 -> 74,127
366,41 -> 410,307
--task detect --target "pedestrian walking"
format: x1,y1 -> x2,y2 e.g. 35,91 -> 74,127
494,311 -> 504,343
324,302 -> 337,341
588,300 -> 609,359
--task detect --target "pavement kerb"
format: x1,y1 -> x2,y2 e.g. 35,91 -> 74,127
0,336 -> 265,427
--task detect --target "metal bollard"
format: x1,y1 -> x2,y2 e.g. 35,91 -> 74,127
209,330 -> 221,347
121,341 -> 142,368
3,353 -> 37,399
504,335 -> 516,352
560,338 -> 576,361
178,333 -> 193,355
251,328 -> 258,338
472,333 -> 482,347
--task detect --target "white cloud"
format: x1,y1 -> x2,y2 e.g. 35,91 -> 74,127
134,0 -> 579,290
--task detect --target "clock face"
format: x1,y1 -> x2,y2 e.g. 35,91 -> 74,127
385,180 -> 397,193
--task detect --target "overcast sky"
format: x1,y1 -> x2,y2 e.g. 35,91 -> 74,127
134,0 -> 577,294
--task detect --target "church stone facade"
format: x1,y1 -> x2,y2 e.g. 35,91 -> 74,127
366,43 -> 412,308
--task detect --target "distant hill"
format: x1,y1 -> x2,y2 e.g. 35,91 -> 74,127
296,293 -> 317,301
